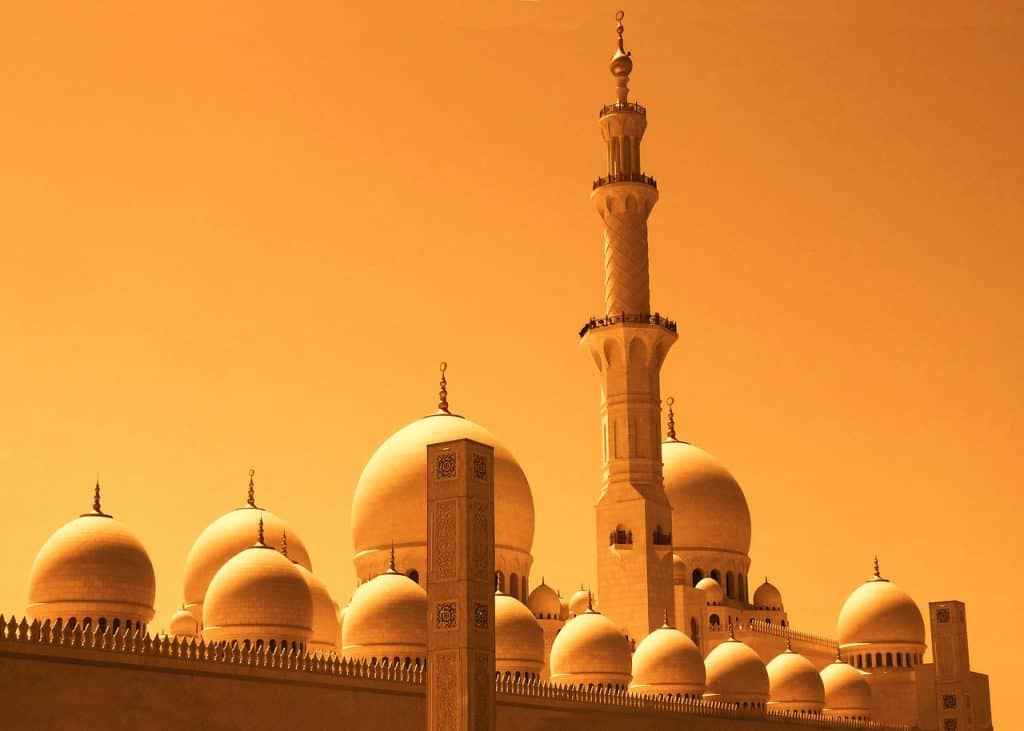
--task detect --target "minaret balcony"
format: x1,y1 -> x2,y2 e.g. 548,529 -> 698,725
599,101 -> 646,118
592,172 -> 657,190
578,312 -> 677,338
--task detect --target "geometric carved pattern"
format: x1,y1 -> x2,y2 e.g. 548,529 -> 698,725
435,451 -> 457,481
469,502 -> 489,581
937,608 -> 951,623
433,651 -> 457,731
472,453 -> 487,481
602,211 -> 651,316
944,720 -> 958,731
943,694 -> 957,709
473,601 -> 489,629
435,601 -> 457,630
432,500 -> 457,580
471,651 -> 492,731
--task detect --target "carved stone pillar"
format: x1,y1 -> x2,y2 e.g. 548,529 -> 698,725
427,439 -> 495,731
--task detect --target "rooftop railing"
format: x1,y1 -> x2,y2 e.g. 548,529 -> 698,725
579,312 -> 677,338
599,101 -> 646,117
592,172 -> 657,190
745,618 -> 839,650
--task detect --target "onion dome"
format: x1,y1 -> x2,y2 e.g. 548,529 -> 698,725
495,591 -> 545,679
202,518 -> 313,650
704,633 -> 769,708
169,608 -> 199,638
351,368 -> 534,579
568,586 -> 592,617
695,577 -> 724,604
662,439 -> 751,556
630,618 -> 706,699
766,646 -> 825,713
672,554 -> 687,585
549,602 -> 631,690
753,579 -> 783,610
837,559 -> 925,647
286,536 -> 339,654
821,656 -> 872,719
341,550 -> 427,666
27,481 -> 156,630
527,579 -> 562,620
183,471 -> 311,612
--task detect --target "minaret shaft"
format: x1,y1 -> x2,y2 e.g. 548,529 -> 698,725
581,13 -> 676,645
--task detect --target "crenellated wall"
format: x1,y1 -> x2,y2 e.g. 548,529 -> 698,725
0,613 -> 917,731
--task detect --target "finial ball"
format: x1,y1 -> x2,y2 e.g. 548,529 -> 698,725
666,396 -> 674,407
615,10 -> 624,23
439,361 -> 447,373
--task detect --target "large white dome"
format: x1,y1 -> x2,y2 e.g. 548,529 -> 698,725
766,648 -> 825,712
495,591 -> 545,679
630,624 -> 705,698
27,494 -> 155,630
837,568 -> 925,647
341,566 -> 427,666
549,609 -> 631,689
704,637 -> 769,706
351,412 -> 534,576
662,440 -> 751,555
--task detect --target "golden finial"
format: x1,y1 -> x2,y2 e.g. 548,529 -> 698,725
662,609 -> 671,628
615,10 -> 625,51
587,589 -> 595,612
438,361 -> 449,413
785,632 -> 793,652
835,645 -> 843,662
247,468 -> 256,507
610,9 -> 633,101
873,556 -> 881,579
666,397 -> 677,441
257,517 -> 265,546
93,476 -> 102,513
281,530 -> 289,558
388,541 -> 397,572
727,619 -> 735,640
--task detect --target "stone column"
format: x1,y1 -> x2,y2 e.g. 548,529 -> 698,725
427,439 -> 495,731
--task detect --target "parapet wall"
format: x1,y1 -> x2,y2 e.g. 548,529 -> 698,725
0,614 -> 911,731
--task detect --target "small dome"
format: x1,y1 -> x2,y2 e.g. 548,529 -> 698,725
837,566 -> 925,647
184,503 -> 311,610
169,608 -> 199,638
549,609 -> 631,689
568,587 -> 591,617
495,591 -> 545,678
704,637 -> 769,706
695,577 -> 724,604
821,659 -> 872,717
527,580 -> 561,620
27,506 -> 156,628
662,440 -> 751,556
753,579 -> 783,610
202,532 -> 313,648
294,563 -> 339,654
767,649 -> 825,712
630,624 -> 705,698
672,554 -> 687,585
342,566 -> 427,665
559,594 -> 570,621
351,412 -> 534,569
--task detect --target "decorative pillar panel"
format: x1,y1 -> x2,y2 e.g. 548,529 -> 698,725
930,601 -> 974,731
427,439 -> 495,731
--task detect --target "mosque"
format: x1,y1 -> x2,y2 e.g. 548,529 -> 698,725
0,13 -> 994,731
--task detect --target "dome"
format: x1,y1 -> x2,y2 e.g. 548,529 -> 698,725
342,565 -> 427,665
559,594 -> 569,621
753,579 -> 783,610
672,553 -> 687,584
169,608 -> 199,638
549,609 -> 631,689
568,587 -> 591,617
837,566 -> 925,647
202,530 -> 313,648
27,499 -> 156,628
766,648 -> 825,712
527,580 -> 561,620
351,412 -> 534,572
704,637 -> 769,706
184,501 -> 311,610
695,577 -> 724,604
294,563 -> 339,653
495,591 -> 545,678
821,659 -> 872,717
630,624 -> 705,698
662,440 -> 750,555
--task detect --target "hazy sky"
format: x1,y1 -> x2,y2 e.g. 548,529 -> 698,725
1,2 -> 1021,725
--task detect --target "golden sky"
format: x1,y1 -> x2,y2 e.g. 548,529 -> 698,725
1,1 -> 1021,725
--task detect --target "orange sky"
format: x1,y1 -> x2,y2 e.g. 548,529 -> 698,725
0,1 -> 1021,725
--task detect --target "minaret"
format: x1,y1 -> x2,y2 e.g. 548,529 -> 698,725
580,11 -> 677,645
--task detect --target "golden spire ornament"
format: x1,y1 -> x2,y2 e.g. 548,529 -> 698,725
438,361 -> 449,413
666,396 -> 677,441
247,468 -> 256,508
